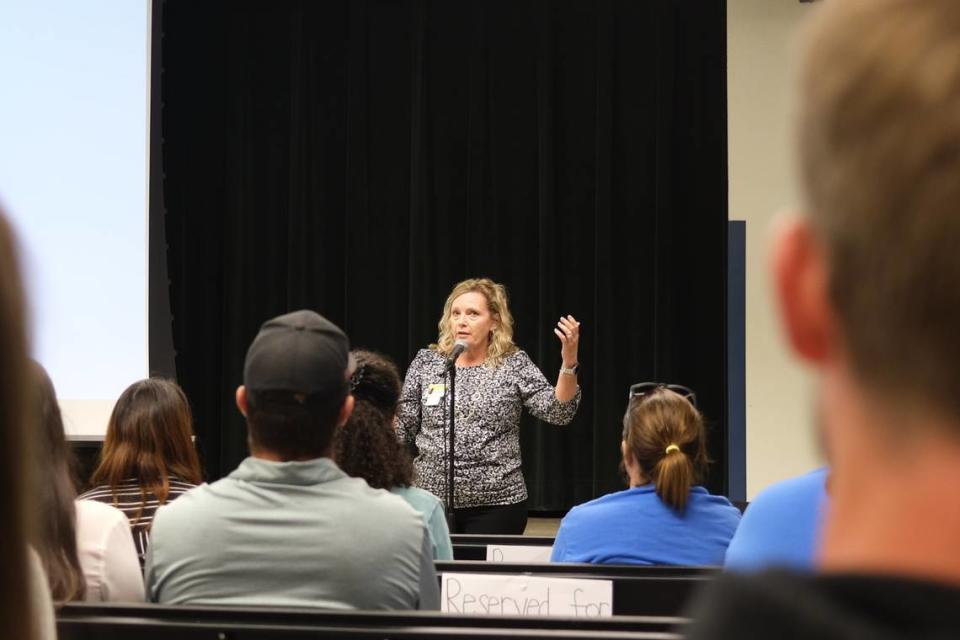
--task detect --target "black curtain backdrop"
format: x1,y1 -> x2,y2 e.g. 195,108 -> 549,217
160,0 -> 728,511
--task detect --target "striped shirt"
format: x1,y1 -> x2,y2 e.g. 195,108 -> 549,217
79,478 -> 198,570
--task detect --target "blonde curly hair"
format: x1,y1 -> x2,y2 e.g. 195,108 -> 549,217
431,278 -> 518,368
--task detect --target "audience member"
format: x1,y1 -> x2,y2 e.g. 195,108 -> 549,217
146,310 -> 439,609
335,349 -> 453,560
724,467 -> 828,572
31,362 -> 145,602
29,362 -> 85,602
689,1 -> 960,635
552,384 -> 740,565
0,208 -> 54,639
80,377 -> 202,569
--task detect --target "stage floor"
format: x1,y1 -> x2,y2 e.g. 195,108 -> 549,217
524,517 -> 560,536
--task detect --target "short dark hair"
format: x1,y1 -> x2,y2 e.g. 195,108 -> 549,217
334,351 -> 414,489
246,390 -> 344,459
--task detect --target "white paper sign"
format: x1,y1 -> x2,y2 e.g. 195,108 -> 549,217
441,572 -> 613,617
486,545 -> 554,563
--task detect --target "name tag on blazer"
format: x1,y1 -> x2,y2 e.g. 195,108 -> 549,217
424,383 -> 446,406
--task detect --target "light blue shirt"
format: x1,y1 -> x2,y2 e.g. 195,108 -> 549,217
551,485 -> 741,565
145,456 -> 439,610
724,467 -> 828,572
390,485 -> 453,560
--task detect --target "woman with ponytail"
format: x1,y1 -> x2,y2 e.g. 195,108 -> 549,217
551,384 -> 740,565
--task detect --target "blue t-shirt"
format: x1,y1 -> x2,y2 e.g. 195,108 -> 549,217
550,485 -> 741,565
390,485 -> 454,561
724,467 -> 828,572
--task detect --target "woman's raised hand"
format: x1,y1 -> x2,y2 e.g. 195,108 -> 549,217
554,315 -> 581,368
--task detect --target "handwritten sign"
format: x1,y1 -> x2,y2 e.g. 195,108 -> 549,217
486,545 -> 554,563
441,572 -> 613,617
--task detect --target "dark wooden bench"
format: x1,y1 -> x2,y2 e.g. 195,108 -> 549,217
450,535 -> 555,546
56,603 -> 687,639
450,535 -> 554,560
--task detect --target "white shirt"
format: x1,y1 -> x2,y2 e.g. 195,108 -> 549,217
27,547 -> 56,640
75,500 -> 145,602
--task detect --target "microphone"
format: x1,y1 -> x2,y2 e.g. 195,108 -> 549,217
447,340 -> 468,369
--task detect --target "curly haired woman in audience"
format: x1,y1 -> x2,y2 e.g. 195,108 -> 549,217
80,378 -> 203,569
551,384 -> 740,565
335,350 -> 453,560
32,362 -> 144,601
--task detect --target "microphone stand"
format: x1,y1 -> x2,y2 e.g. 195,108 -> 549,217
445,360 -> 457,531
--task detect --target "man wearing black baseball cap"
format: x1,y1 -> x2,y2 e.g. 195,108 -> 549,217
145,310 -> 439,610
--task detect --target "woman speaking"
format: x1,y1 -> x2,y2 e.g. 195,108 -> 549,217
396,278 -> 581,534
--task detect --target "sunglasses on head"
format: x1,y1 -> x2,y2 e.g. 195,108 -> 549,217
627,382 -> 697,408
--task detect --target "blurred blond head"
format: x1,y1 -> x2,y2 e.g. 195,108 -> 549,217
794,0 -> 960,422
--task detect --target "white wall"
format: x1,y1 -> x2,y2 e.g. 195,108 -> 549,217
727,0 -> 821,497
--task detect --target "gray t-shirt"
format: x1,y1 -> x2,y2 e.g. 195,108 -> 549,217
145,456 -> 439,610
396,349 -> 581,508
